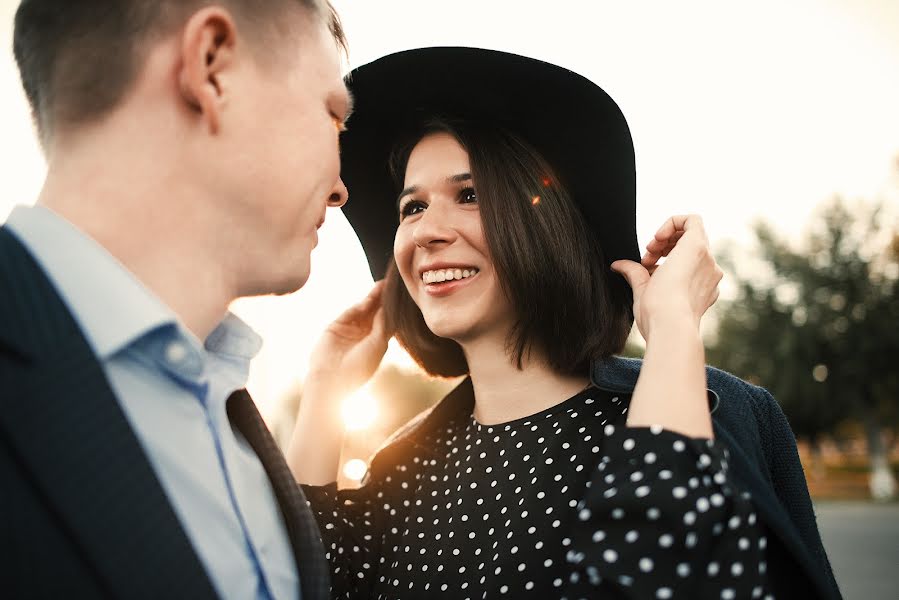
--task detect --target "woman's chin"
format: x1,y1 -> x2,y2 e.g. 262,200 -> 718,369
423,315 -> 475,343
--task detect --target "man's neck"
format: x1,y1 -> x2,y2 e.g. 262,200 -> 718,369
38,161 -> 235,341
462,335 -> 590,425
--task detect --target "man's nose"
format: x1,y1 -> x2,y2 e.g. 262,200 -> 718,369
327,177 -> 349,207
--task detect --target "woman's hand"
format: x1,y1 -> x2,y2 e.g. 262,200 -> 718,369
289,282 -> 389,484
611,215 -> 723,342
307,280 -> 390,394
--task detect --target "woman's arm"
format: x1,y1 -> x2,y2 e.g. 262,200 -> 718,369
287,281 -> 389,484
611,215 -> 723,439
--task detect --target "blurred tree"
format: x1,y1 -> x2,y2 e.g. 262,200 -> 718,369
709,198 -> 899,500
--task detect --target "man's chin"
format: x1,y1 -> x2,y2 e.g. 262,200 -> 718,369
270,271 -> 311,296
241,267 -> 311,299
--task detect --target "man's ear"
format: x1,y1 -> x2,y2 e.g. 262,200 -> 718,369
177,7 -> 240,135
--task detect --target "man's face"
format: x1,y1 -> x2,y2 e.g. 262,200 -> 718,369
221,16 -> 350,296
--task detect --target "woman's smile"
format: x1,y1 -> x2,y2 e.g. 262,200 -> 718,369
421,267 -> 481,296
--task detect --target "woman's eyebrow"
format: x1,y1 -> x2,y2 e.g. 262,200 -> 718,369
396,185 -> 419,208
396,174 -> 473,207
447,173 -> 472,184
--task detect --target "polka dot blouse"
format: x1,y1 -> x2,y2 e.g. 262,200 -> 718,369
302,387 -> 774,599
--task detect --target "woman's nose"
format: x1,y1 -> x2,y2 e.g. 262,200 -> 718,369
411,202 -> 458,248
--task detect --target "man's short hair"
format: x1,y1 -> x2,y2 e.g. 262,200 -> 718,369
383,119 -> 635,378
13,0 -> 347,141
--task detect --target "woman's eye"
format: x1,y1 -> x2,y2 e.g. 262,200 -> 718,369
400,201 -> 425,219
459,187 -> 478,203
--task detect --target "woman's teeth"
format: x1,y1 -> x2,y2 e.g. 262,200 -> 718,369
422,268 -> 479,284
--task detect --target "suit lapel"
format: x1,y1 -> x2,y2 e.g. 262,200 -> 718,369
0,228 -> 218,599
227,389 -> 330,600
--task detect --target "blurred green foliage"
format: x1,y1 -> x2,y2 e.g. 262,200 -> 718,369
708,198 -> 899,444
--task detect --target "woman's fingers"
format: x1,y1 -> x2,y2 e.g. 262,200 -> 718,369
642,215 -> 708,268
335,281 -> 384,322
610,259 -> 650,292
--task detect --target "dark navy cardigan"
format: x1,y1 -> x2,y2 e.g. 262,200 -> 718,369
366,357 -> 842,599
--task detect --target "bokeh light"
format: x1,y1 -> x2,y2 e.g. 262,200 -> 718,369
342,458 -> 368,482
341,387 -> 379,431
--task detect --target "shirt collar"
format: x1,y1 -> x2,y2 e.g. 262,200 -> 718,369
5,204 -> 261,365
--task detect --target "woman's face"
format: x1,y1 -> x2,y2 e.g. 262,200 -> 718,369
393,132 -> 514,345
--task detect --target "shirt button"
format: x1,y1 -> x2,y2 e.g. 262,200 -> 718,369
164,341 -> 188,364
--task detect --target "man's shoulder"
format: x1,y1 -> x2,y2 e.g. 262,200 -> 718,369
0,225 -> 81,362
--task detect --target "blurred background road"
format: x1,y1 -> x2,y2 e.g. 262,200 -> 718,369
816,501 -> 899,600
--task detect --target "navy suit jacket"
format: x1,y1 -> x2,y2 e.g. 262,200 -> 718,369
0,227 -> 329,599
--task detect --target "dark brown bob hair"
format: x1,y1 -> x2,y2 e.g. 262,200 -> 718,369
383,118 -> 634,378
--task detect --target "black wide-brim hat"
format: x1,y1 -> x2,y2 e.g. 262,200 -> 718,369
339,47 -> 638,280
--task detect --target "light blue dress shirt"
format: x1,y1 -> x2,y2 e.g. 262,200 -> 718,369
6,205 -> 300,600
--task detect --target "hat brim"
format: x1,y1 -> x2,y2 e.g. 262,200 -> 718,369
339,47 -> 639,280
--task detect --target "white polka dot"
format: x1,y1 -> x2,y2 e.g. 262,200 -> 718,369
592,530 -> 605,542
722,589 -> 736,600
677,562 -> 691,577
732,562 -> 744,576
659,534 -> 673,547
708,561 -> 720,576
639,557 -> 654,572
603,549 -> 617,563
656,588 -> 673,599
673,486 -> 687,499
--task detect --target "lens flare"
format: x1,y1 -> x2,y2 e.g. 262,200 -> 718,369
341,387 -> 379,431
343,458 -> 367,481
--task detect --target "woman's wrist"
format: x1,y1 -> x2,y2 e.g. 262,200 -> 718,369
644,307 -> 702,344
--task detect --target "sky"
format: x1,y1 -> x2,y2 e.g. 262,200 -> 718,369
1,0 -> 898,419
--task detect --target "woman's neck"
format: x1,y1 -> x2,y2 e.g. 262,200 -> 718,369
461,335 -> 590,425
